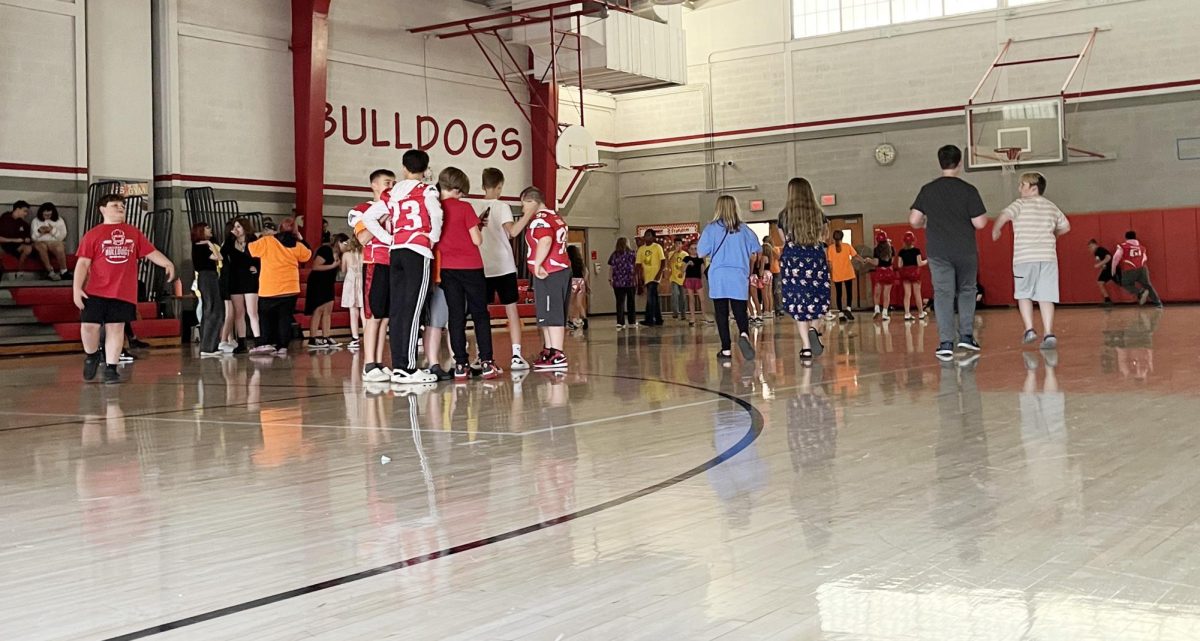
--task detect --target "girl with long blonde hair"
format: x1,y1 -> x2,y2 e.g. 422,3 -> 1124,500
698,194 -> 762,361
777,177 -> 831,361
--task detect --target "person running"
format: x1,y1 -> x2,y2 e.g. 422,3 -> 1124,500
868,230 -> 897,321
476,167 -> 531,371
826,230 -> 862,321
667,237 -> 687,321
778,177 -> 831,362
608,237 -> 637,329
897,231 -> 928,321
436,166 -> 500,380
74,195 -> 175,383
992,172 -> 1070,349
191,222 -> 226,357
221,217 -> 262,353
337,234 -> 364,350
1088,239 -> 1117,307
909,144 -> 989,361
698,195 -> 760,361
567,245 -> 589,331
1111,231 -> 1163,308
636,229 -> 666,326
682,242 -> 705,326
348,168 -> 396,380
519,186 -> 570,370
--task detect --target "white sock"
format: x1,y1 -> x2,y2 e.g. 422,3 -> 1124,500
513,343 -> 522,356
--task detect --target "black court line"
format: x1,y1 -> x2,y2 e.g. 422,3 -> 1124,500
97,374 -> 765,641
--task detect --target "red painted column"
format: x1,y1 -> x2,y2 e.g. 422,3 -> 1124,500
529,79 -> 559,206
292,0 -> 332,250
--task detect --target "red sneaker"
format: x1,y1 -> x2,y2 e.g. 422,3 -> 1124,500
479,360 -> 501,379
535,349 -> 568,370
532,348 -> 553,369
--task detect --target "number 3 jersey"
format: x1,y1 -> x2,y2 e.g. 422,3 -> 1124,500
525,208 -> 570,274
361,180 -> 443,260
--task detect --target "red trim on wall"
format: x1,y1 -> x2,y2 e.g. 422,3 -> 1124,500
154,173 -> 522,202
0,161 -> 88,174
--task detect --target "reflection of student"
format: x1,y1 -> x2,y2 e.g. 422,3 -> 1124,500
787,364 -> 837,549
706,400 -> 767,528
1114,309 -> 1159,381
1020,350 -> 1070,491
933,360 -> 996,562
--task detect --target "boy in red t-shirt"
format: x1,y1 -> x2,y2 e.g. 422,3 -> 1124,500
1111,230 -> 1163,308
73,194 -> 175,383
518,186 -> 570,370
348,168 -> 396,382
436,167 -> 499,380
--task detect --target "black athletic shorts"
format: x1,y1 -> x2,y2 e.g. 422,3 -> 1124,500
81,296 -> 137,324
1,242 -> 24,257
1097,269 -> 1112,283
364,262 -> 390,320
486,272 -> 520,306
533,268 -> 571,327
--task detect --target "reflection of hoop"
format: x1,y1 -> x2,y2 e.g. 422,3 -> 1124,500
995,147 -> 1022,175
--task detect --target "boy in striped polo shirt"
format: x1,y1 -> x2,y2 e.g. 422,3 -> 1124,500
992,172 -> 1071,349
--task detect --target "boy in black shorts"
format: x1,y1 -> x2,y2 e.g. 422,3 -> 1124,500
1088,239 -> 1116,307
74,195 -> 175,383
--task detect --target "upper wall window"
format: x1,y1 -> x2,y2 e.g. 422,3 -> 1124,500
794,0 -> 1058,39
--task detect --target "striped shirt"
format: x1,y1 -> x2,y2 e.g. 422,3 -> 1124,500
1003,195 -> 1068,265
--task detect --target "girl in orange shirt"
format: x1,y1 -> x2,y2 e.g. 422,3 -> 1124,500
826,230 -> 863,321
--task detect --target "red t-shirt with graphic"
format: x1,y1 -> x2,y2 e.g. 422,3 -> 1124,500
350,201 -> 391,264
438,199 -> 483,270
78,223 -> 154,303
525,209 -> 569,274
1117,240 -> 1147,269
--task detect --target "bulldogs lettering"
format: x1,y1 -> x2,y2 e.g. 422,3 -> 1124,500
325,103 -> 522,161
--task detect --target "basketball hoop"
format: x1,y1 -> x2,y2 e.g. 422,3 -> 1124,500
995,147 -> 1023,176
568,162 -> 607,171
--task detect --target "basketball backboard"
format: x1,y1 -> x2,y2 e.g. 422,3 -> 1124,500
966,97 -> 1065,170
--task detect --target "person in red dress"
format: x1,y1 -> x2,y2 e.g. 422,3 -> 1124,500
73,194 -> 175,383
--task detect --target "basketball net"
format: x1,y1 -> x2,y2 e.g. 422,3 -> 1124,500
996,147 -> 1022,191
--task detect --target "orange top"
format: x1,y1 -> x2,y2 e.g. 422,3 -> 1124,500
770,242 -> 782,273
826,242 -> 858,283
248,235 -> 313,297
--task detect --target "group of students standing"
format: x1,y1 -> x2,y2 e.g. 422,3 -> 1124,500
347,150 -> 571,386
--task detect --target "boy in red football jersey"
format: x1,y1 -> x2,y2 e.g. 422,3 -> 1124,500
73,194 -> 175,383
361,150 -> 443,385
518,186 -> 570,370
348,168 -> 396,382
437,167 -> 500,380
1111,230 -> 1163,308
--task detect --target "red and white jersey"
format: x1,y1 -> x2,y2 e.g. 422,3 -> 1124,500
525,208 -> 569,274
1117,240 -> 1147,269
348,201 -> 391,264
363,179 -> 443,260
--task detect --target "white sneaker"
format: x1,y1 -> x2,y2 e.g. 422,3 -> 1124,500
881,311 -> 890,321
219,341 -> 237,353
199,351 -> 223,358
510,354 -> 531,371
381,366 -> 393,377
362,367 -> 390,383
391,368 -> 438,385
393,382 -> 437,396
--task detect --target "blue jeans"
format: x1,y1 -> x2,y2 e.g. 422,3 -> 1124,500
644,282 -> 662,324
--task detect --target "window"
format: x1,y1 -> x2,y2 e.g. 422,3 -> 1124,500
793,0 -> 1059,39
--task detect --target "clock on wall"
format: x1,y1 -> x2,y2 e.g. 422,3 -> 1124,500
874,142 -> 897,166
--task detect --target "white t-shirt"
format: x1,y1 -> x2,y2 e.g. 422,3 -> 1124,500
1003,195 -> 1068,265
476,199 -> 517,277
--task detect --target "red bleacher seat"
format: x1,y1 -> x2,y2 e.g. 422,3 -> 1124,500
53,318 -> 176,341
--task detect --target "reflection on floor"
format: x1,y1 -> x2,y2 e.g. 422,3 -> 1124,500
2,306 -> 1199,641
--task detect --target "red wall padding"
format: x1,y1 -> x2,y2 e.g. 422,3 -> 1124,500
871,207 -> 1200,306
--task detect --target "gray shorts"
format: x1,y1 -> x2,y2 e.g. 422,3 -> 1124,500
533,268 -> 571,327
422,285 -> 448,329
1013,261 -> 1059,303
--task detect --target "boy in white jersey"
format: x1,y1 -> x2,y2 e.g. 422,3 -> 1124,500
361,150 -> 443,385
992,172 -> 1070,349
476,167 -> 532,371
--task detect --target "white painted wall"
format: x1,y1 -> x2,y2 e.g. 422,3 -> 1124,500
87,0 -> 154,183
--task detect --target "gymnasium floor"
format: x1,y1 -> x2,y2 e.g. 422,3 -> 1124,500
3,305 -> 1199,641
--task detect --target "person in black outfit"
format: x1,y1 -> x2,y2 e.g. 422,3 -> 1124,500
304,239 -> 340,348
221,217 -> 262,352
191,223 -> 226,356
682,243 -> 705,326
1088,239 -> 1117,307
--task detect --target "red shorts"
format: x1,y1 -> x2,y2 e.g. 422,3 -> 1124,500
899,266 -> 922,283
870,267 -> 897,285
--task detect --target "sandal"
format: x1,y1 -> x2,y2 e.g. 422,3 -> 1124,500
800,348 -> 814,360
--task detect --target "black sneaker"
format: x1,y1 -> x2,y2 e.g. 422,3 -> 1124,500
83,351 -> 102,381
129,339 -> 151,349
428,364 -> 455,381
453,363 -> 470,381
936,342 -> 955,361
102,364 -> 121,384
957,336 -> 981,352
307,339 -> 322,350
843,308 -> 855,321
119,351 -> 136,363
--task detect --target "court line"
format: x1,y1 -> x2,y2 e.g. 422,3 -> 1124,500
96,375 -> 765,641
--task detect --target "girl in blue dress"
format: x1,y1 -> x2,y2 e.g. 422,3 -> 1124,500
778,177 -> 831,361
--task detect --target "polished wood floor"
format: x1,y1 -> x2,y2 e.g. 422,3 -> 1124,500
3,305 -> 1199,640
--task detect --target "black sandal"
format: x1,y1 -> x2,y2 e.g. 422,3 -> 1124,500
800,348 -> 814,360
716,350 -> 733,360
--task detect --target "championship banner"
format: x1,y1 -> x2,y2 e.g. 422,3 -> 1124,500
636,222 -> 698,238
